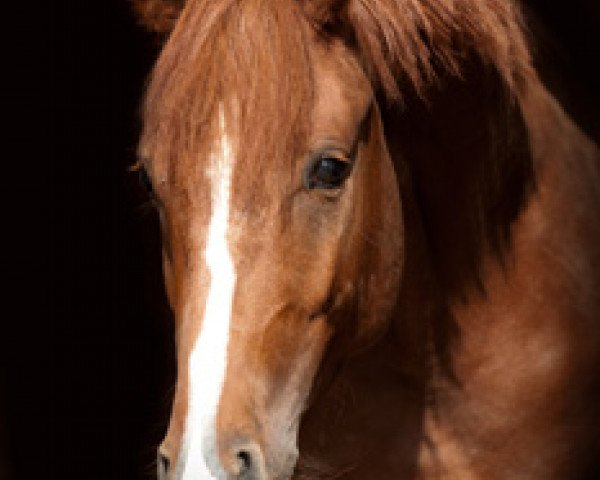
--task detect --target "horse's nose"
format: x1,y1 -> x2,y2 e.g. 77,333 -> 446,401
223,439 -> 267,480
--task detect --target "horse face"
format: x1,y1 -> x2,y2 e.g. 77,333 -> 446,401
138,12 -> 402,480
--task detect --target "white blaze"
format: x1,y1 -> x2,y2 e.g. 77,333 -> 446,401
180,106 -> 236,479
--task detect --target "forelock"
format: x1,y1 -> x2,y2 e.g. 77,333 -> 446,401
140,0 -> 315,176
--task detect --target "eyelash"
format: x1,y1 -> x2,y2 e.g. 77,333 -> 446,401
304,152 -> 353,190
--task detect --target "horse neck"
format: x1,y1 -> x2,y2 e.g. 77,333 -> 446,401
299,65 -> 600,480
383,62 -> 600,382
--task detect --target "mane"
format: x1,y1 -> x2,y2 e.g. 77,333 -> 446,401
139,0 -> 536,293
137,0 -> 535,97
323,0 -> 537,294
340,0 -> 535,99
139,0 -> 535,160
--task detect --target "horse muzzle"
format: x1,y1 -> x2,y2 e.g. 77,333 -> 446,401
157,438 -> 298,480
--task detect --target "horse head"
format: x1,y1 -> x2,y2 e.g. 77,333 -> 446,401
136,1 -> 404,477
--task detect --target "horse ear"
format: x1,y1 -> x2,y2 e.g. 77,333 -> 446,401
131,0 -> 184,33
300,0 -> 350,27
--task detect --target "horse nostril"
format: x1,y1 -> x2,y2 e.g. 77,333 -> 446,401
228,442 -> 266,479
157,450 -> 170,479
236,448 -> 252,474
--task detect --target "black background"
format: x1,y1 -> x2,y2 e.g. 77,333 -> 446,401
2,1 -> 598,479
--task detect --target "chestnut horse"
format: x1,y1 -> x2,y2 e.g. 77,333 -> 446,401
133,0 -> 600,478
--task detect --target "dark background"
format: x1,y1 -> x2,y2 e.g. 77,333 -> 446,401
2,1 -> 598,479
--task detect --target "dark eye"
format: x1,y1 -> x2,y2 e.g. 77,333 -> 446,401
138,167 -> 154,196
304,154 -> 353,190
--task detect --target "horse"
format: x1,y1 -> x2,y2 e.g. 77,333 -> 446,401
132,0 -> 600,478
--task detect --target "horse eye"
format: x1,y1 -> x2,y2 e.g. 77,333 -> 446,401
304,155 -> 353,190
138,167 -> 154,196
